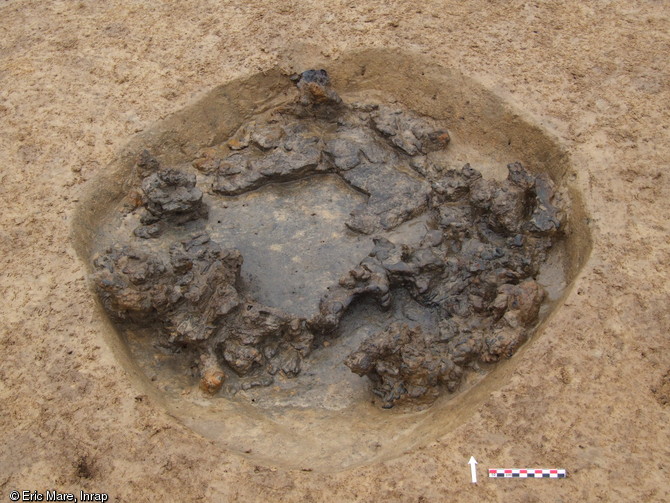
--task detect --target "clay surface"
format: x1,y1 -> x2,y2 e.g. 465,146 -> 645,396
92,71 -> 565,407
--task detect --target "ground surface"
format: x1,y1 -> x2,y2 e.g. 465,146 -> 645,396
1,1 -> 669,501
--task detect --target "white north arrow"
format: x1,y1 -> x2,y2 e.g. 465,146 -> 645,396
469,456 -> 478,484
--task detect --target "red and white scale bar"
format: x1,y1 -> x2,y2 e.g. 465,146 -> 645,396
489,468 -> 567,479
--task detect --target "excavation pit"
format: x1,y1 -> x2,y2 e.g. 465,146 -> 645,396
72,50 -> 591,471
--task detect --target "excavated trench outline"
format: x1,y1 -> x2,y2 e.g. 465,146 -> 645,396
71,49 -> 592,472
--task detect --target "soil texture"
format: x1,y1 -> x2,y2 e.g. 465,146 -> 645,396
1,1 -> 669,502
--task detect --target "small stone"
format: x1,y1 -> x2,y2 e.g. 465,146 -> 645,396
136,149 -> 160,177
200,369 -> 226,394
296,69 -> 342,106
133,223 -> 162,239
141,168 -> 208,224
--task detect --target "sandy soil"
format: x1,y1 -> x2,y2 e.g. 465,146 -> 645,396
1,1 -> 669,501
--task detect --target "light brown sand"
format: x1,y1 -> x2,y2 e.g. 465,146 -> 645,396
1,1 -> 669,501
